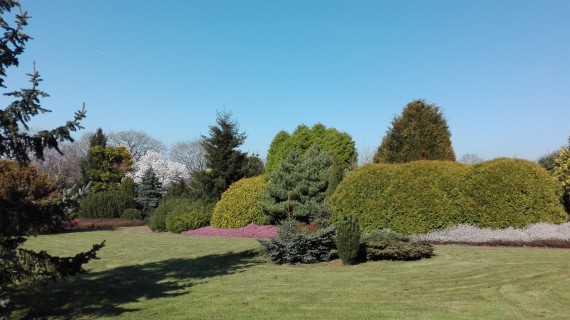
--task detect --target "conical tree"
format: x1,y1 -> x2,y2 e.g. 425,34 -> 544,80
374,99 -> 455,163
190,111 -> 248,203
135,167 -> 163,217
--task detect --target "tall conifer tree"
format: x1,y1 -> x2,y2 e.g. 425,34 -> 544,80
374,99 -> 455,163
191,111 -> 248,203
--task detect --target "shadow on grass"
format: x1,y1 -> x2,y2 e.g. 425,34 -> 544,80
15,250 -> 259,319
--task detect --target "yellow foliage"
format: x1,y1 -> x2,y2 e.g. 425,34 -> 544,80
210,176 -> 266,228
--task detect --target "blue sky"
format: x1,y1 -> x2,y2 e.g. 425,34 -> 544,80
4,0 -> 569,162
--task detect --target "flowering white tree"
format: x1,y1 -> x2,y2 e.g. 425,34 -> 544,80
131,150 -> 190,191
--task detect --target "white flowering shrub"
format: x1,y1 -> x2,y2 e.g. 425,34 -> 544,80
130,150 -> 191,191
413,222 -> 570,247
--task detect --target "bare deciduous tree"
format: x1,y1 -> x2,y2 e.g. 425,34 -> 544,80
33,132 -> 92,187
107,129 -> 165,162
169,139 -> 206,174
459,153 -> 484,165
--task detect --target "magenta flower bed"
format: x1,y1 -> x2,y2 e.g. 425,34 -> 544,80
181,223 -> 278,238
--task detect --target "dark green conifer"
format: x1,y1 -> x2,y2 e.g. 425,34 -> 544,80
374,99 -> 455,163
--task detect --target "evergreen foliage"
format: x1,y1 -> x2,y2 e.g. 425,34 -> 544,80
263,146 -> 332,224
84,142 -> 133,192
119,176 -> 137,199
210,176 -> 266,228
165,200 -> 212,233
135,167 -> 163,217
330,160 -> 567,234
163,179 -> 192,200
335,215 -> 361,265
148,197 -> 212,233
360,230 -> 434,261
89,128 -> 107,149
459,158 -> 567,228
121,208 -> 143,220
259,218 -> 336,264
265,124 -> 357,177
374,99 -> 455,163
190,112 -> 249,203
79,190 -> 136,218
553,136 -> 570,213
0,2 -> 101,317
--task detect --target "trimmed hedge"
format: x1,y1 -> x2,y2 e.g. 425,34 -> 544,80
330,161 -> 469,234
330,159 -> 566,234
210,176 -> 266,228
458,158 -> 567,228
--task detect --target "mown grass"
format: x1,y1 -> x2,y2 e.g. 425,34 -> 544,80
13,226 -> 570,319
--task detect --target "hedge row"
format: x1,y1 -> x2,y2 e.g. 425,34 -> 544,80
329,159 -> 567,234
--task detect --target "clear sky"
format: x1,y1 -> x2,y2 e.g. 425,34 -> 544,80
4,0 -> 569,162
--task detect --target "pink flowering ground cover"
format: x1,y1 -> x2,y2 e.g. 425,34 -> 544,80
181,224 -> 278,238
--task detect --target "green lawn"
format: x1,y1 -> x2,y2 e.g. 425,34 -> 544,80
14,227 -> 570,320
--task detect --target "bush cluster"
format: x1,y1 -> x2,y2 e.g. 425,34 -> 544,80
148,197 -> 212,233
79,190 -> 136,218
259,219 -> 336,264
360,230 -> 434,261
210,176 -> 266,228
330,159 -> 567,234
121,208 -> 143,220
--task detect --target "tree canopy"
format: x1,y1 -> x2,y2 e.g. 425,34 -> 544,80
265,123 -> 357,177
190,111 -> 249,203
374,99 -> 455,163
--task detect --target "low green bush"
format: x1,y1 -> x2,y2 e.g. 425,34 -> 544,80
210,176 -> 266,228
165,201 -> 213,233
121,208 -> 143,220
360,230 -> 434,261
149,198 -> 213,232
79,190 -> 136,218
458,158 -> 567,228
330,161 -> 468,234
259,219 -> 336,264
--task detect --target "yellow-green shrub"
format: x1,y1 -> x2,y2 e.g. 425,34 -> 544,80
330,159 -> 567,234
329,161 -> 468,234
458,158 -> 567,228
210,176 -> 266,228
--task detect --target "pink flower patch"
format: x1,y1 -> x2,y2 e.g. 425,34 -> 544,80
181,224 -> 278,238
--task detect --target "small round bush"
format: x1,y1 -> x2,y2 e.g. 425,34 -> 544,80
210,176 -> 266,228
165,200 -> 213,233
329,161 -> 469,234
459,158 -> 567,228
121,208 -> 143,220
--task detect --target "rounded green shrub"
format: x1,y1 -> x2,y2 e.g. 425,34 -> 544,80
121,208 -> 143,220
79,190 -> 136,218
148,197 -> 184,232
458,158 -> 567,228
149,197 -> 212,232
210,176 -> 266,228
165,200 -> 213,233
330,161 -> 469,234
